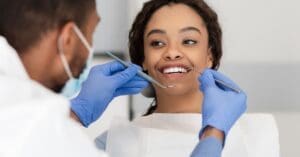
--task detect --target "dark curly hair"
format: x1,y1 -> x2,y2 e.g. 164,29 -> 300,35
129,0 -> 222,70
128,0 -> 223,115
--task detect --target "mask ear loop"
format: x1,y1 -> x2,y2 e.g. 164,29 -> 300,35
72,25 -> 94,65
72,25 -> 93,52
58,36 -> 75,79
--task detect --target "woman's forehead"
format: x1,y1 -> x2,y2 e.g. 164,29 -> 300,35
145,3 -> 207,36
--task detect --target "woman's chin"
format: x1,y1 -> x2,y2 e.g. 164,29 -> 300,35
156,83 -> 198,96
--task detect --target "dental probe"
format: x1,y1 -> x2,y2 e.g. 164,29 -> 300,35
104,51 -> 174,89
194,68 -> 241,93
214,79 -> 241,93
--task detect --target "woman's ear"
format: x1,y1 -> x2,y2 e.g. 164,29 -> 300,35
207,47 -> 213,68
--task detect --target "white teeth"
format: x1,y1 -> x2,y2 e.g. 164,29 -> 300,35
163,67 -> 188,74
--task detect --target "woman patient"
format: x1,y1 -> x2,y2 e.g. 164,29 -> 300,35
95,0 -> 280,156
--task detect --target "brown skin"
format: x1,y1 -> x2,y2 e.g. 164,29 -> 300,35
16,3 -> 224,143
19,9 -> 100,93
201,126 -> 224,142
18,8 -> 100,121
143,4 -> 224,142
143,4 -> 213,113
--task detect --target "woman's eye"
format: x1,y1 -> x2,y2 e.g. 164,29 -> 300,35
150,41 -> 165,48
183,39 -> 197,45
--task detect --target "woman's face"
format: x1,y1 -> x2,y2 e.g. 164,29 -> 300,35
143,3 -> 213,96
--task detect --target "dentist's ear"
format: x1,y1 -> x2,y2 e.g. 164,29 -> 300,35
207,47 -> 213,68
58,22 -> 78,60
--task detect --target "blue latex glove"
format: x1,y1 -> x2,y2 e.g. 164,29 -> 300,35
71,61 -> 149,127
198,69 -> 247,138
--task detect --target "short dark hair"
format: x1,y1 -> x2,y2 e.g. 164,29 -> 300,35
129,0 -> 222,69
0,0 -> 95,53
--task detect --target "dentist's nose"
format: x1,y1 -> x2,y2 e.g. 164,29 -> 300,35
163,47 -> 183,61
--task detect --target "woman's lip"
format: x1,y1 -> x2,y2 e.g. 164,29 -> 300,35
157,69 -> 191,80
153,63 -> 193,82
157,64 -> 192,73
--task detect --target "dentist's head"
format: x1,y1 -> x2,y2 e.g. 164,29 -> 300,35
0,0 -> 100,92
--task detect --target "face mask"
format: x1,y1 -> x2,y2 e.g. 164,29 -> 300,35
59,25 -> 94,98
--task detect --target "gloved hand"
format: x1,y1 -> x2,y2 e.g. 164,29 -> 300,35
70,61 -> 149,127
198,69 -> 247,138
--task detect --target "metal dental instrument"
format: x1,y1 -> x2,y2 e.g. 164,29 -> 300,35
104,51 -> 173,89
214,79 -> 241,93
194,68 -> 241,93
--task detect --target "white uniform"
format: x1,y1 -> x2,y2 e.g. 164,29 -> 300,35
0,36 -> 107,157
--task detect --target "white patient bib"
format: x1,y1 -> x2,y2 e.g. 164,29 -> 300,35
103,113 -> 275,157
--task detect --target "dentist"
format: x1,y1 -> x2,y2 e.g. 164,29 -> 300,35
0,0 -> 246,157
0,0 -> 147,156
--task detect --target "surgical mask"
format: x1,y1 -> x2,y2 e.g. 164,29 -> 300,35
59,25 -> 94,98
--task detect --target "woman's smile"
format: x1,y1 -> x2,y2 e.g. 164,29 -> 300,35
156,62 -> 193,81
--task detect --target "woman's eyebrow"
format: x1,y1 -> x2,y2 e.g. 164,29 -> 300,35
146,29 -> 166,37
180,26 -> 201,34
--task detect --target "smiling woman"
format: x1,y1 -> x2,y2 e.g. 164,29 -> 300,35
129,0 -> 221,114
94,0 -> 280,156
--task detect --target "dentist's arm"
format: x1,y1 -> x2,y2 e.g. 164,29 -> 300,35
70,61 -> 149,127
191,69 -> 247,157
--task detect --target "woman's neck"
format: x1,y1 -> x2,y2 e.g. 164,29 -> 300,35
155,90 -> 203,113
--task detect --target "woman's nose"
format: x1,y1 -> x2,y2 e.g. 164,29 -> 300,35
163,47 -> 183,61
